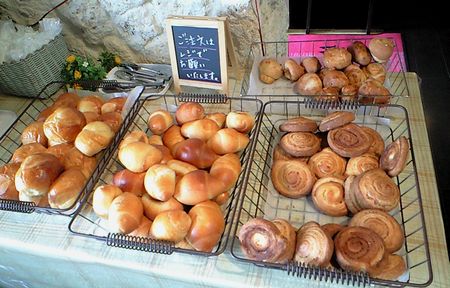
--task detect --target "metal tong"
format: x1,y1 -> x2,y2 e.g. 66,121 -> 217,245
120,63 -> 171,81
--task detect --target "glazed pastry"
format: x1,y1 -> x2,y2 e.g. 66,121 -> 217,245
279,116 -> 318,133
173,138 -> 219,169
334,226 -> 385,273
279,132 -> 320,157
368,38 -> 394,63
149,210 -> 191,242
207,128 -> 250,155
272,219 -> 296,263
21,122 -> 48,147
368,254 -> 406,280
272,144 -> 309,163
308,148 -> 346,178
271,160 -> 315,198
311,177 -> 347,216
347,41 -> 372,66
361,127 -> 385,156
345,153 -> 379,176
238,218 -> 288,263
327,124 -> 371,158
321,223 -> 345,239
43,107 -> 86,146
46,143 -> 74,163
340,84 -> 359,101
316,87 -> 340,102
322,70 -> 349,89
294,222 -> 334,267
162,125 -> 185,153
148,135 -> 163,146
319,111 -> 355,132
380,136 -> 409,177
349,209 -> 404,253
63,147 -> 97,179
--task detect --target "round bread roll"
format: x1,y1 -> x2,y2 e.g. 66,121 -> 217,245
82,112 -> 100,123
152,144 -> 173,164
173,138 -> 219,169
347,41 -> 372,66
341,84 -> 359,99
144,164 -> 176,202
92,184 -> 123,218
279,132 -> 321,157
368,253 -> 407,280
141,194 -> 183,220
294,73 -> 323,95
147,110 -> 174,135
21,122 -> 48,146
361,127 -> 385,157
162,125 -> 185,153
15,153 -> 63,197
46,143 -> 74,163
323,48 -> 352,69
308,147 -> 347,178
0,163 -> 20,200
166,159 -> 198,176
174,170 -> 226,205
181,118 -> 220,141
294,222 -> 334,267
99,112 -> 122,133
205,113 -> 226,129
75,121 -> 115,157
302,57 -> 321,73
346,153 -> 379,176
108,192 -> 144,234
344,64 -> 367,86
368,38 -> 394,63
11,143 -> 47,164
283,58 -> 305,81
186,200 -> 225,252
322,70 -> 349,89
43,107 -> 86,146
175,102 -> 205,125
358,79 -> 390,104
150,210 -> 192,242
148,135 -> 163,146
128,216 -> 153,238
119,130 -> 149,150
327,123 -> 371,157
311,177 -> 347,216
48,168 -> 86,209
77,95 -> 104,114
101,97 -> 126,114
363,63 -> 386,84
271,160 -> 316,198
118,141 -> 163,173
113,169 -> 146,197
207,128 -> 250,155
63,147 -> 97,179
53,92 -> 80,109
225,112 -> 255,134
259,58 -> 283,84
210,153 -> 241,191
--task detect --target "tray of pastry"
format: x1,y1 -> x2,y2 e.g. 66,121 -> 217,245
230,99 -> 432,287
0,81 -> 142,215
238,38 -> 409,106
68,93 -> 263,256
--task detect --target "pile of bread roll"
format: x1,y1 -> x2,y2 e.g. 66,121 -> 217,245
259,38 -> 395,104
92,102 -> 255,252
0,92 -> 127,209
238,111 -> 409,280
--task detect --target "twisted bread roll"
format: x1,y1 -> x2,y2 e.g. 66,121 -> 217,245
162,125 -> 185,153
11,143 -> 47,163
312,177 -> 347,216
210,153 -> 241,191
174,170 -> 226,205
43,107 -> 86,146
77,95 -> 104,114
0,163 -> 20,200
380,136 -> 409,177
207,128 -> 250,155
280,132 -> 320,157
75,121 -> 114,157
119,130 -> 148,150
144,164 -> 176,201
118,142 -> 163,173
259,58 -> 283,84
181,119 -> 220,141
175,102 -> 205,125
345,153 -> 379,176
101,97 -> 126,114
48,168 -> 86,209
308,147 -> 346,178
150,210 -> 192,242
361,127 -> 385,156
226,112 -> 255,134
141,194 -> 183,220
166,159 -> 197,176
47,143 -> 74,163
53,92 -> 80,109
152,145 -> 173,164
99,111 -> 122,132
328,124 -> 371,157
294,222 -> 334,267
92,185 -> 123,219
128,216 -> 152,238
273,144 -> 309,162
319,111 -> 355,132
186,200 -> 225,252
21,122 -> 48,146
283,58 -> 305,81
271,160 -> 315,198
279,116 -> 317,133
272,219 -> 296,263
205,113 -> 226,128
173,138 -> 218,169
63,147 -> 97,179
108,192 -> 144,234
349,209 -> 404,253
368,254 -> 406,280
148,135 -> 163,145
113,169 -> 146,197
147,110 -> 173,135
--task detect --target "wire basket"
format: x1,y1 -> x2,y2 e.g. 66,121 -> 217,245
238,39 -> 409,106
0,81 -> 142,215
68,93 -> 263,256
230,99 -> 432,287
0,34 -> 68,97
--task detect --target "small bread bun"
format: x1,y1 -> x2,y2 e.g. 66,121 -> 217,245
92,184 -> 123,218
21,122 -> 48,147
77,95 -> 104,114
108,192 -> 144,234
175,102 -> 205,125
99,111 -> 122,133
341,84 -> 359,100
118,141 -> 163,173
358,79 -> 390,104
368,38 -> 394,63
0,163 -> 20,200
348,41 -> 372,66
101,97 -> 126,114
205,113 -> 226,128
181,119 -> 220,141
174,170 -> 226,205
322,70 -> 349,89
53,92 -> 80,109
141,193 -> 183,220
148,135 -> 163,146
162,125 -> 185,153
344,64 -> 367,86
11,143 -> 47,164
173,138 -> 219,169
323,48 -> 352,69
75,121 -> 115,156
147,110 -> 174,135
128,216 -> 152,238
63,147 -> 97,179
294,73 -> 323,95
259,58 -> 283,84
302,57 -> 321,73
119,130 -> 149,150
283,59 -> 305,81
82,112 -> 100,123
46,143 -> 74,163
150,210 -> 192,242
226,112 -> 255,134
43,107 -> 86,146
207,128 -> 250,155
363,63 -> 386,84
210,153 -> 241,191
166,159 -> 198,176
112,169 -> 146,197
152,144 -> 173,164
48,168 -> 86,209
144,164 -> 176,201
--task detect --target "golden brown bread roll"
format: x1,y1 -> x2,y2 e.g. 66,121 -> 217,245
0,163 -> 20,200
148,135 -> 163,146
186,200 -> 225,252
173,138 -> 218,169
118,141 -> 163,173
323,47 -> 352,69
144,164 -> 176,201
347,41 -> 372,66
174,170 -> 226,205
48,168 -> 86,209
317,87 -> 340,102
293,73 -> 323,95
328,123 -> 371,157
108,192 -> 144,233
213,191 -> 229,206
340,84 -> 359,100
43,107 -> 86,146
99,111 -> 122,133
368,38 -> 394,63
302,57 -> 321,73
63,147 -> 97,179
166,159 -> 198,176
53,92 -> 80,109
272,219 -> 296,263
259,58 -> 283,84
311,177 -> 347,216
119,130 -> 149,150
380,136 -> 409,177
46,143 -> 73,163
358,79 -> 391,104
225,112 -> 255,134
279,132 -> 321,157
92,184 -> 123,218
181,119 -> 220,141
75,121 -> 115,157
15,153 -> 63,197
11,143 -> 47,164
205,113 -> 226,129
141,193 -> 183,220
128,216 -> 153,238
21,122 -> 48,147
345,153 -> 379,176
271,160 -> 316,198
322,70 -> 349,89
283,58 -> 305,81
363,63 -> 386,84
207,128 -> 250,155
112,169 -> 146,197
82,112 -> 100,123
344,64 -> 367,86
152,144 -> 173,164
150,210 -> 192,242
294,222 -> 334,267
162,125 -> 185,153
210,153 -> 241,191
101,97 -> 126,114
308,147 -> 347,178
175,102 -> 205,125
147,110 -> 174,135
37,105 -> 57,122
77,95 -> 104,114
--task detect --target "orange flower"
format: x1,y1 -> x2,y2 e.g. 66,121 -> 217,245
73,83 -> 82,90
66,54 -> 76,63
74,70 -> 82,80
114,55 -> 121,65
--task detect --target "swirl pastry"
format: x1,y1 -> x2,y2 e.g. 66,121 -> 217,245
294,223 -> 334,267
271,160 -> 316,198
344,175 -> 360,215
345,153 -> 379,176
279,116 -> 318,133
335,226 -> 385,273
280,132 -> 321,157
273,144 -> 309,163
380,136 -> 409,177
321,223 -> 345,239
368,254 -> 407,280
361,127 -> 385,156
328,124 -> 371,158
312,177 -> 348,216
349,209 -> 404,253
308,147 -> 346,178
272,219 -> 296,263
238,218 -> 288,263
319,111 -> 355,132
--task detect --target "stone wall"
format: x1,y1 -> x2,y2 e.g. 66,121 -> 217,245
0,0 -> 288,64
